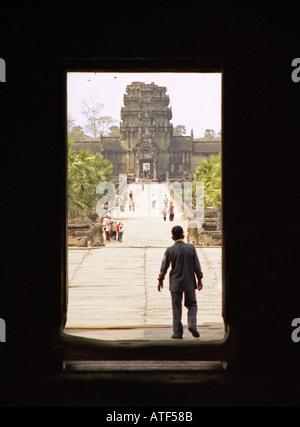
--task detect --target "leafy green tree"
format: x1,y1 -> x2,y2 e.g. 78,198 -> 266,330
68,141 -> 114,218
194,128 -> 221,141
194,153 -> 222,207
98,116 -> 117,136
108,126 -> 120,137
69,125 -> 87,141
173,125 -> 186,136
204,129 -> 215,139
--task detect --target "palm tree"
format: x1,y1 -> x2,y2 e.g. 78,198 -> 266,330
194,153 -> 222,207
68,141 -> 114,218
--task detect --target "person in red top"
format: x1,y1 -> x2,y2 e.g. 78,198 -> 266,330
168,201 -> 174,221
117,222 -> 124,242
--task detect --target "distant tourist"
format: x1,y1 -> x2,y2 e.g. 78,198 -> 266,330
128,190 -> 133,211
144,166 -> 150,178
163,195 -> 169,207
162,206 -> 167,221
129,198 -> 135,211
168,201 -> 174,221
151,194 -> 157,209
111,221 -> 117,240
117,222 -> 124,242
104,221 -> 111,241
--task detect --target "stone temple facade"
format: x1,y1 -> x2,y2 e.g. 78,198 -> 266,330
72,82 -> 221,182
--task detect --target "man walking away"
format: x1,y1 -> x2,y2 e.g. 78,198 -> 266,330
157,226 -> 203,339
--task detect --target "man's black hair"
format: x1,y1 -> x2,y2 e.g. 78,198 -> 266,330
172,226 -> 184,240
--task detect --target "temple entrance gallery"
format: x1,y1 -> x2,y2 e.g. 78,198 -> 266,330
71,81 -> 221,183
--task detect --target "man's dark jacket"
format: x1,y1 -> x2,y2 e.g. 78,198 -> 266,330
158,240 -> 203,292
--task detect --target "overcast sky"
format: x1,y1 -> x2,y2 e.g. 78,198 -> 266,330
67,72 -> 222,139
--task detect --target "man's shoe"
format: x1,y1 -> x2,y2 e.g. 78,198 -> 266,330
188,327 -> 200,338
171,334 -> 183,339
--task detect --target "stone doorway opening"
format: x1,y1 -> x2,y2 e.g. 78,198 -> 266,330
140,159 -> 153,179
64,65 -> 225,346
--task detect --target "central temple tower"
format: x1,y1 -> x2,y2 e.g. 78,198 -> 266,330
72,81 -> 220,183
120,82 -> 173,180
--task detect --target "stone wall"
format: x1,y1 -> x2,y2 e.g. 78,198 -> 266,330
187,207 -> 222,247
68,216 -> 94,247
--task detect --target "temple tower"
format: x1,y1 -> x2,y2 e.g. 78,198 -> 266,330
120,82 -> 173,180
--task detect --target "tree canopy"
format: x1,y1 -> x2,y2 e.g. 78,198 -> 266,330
194,153 -> 222,207
108,126 -> 120,137
173,125 -> 187,136
194,129 -> 221,141
80,95 -> 118,139
68,141 -> 114,218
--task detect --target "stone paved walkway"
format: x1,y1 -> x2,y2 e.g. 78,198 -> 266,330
65,182 -> 224,341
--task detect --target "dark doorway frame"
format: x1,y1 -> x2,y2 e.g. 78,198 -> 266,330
62,57 -> 229,363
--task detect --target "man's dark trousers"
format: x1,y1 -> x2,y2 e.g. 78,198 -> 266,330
171,290 -> 197,337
